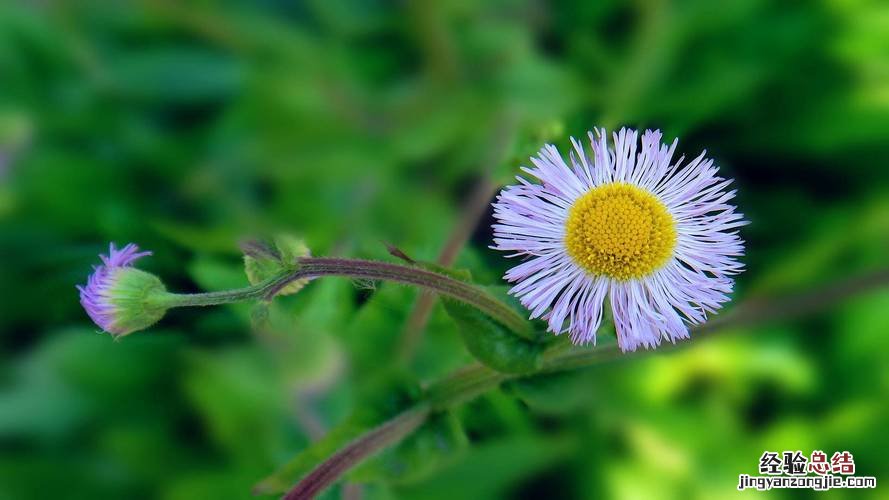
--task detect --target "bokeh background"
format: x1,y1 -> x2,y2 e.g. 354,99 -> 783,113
1,1 -> 887,499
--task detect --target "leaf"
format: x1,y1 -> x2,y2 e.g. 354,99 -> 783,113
442,294 -> 545,375
442,280 -> 547,373
243,234 -> 311,296
273,234 -> 311,266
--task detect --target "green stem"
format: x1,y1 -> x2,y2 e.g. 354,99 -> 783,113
160,273 -> 293,307
287,258 -> 532,337
161,257 -> 532,338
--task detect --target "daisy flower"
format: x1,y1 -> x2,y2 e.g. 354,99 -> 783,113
78,243 -> 169,336
492,128 -> 746,351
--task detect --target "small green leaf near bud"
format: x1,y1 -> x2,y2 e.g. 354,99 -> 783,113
243,234 -> 311,296
273,233 -> 310,266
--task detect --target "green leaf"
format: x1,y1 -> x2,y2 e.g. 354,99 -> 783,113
243,234 -> 311,296
442,294 -> 545,375
273,233 -> 311,266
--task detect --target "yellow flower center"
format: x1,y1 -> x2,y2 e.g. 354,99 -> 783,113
565,182 -> 676,281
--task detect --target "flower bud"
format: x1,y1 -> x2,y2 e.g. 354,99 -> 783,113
77,243 -> 169,337
242,234 -> 311,296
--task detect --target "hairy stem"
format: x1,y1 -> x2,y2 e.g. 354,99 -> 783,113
161,274 -> 293,307
163,257 -> 531,337
274,258 -> 531,337
283,405 -> 431,500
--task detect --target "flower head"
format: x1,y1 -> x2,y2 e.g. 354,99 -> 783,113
77,243 -> 169,337
492,128 -> 746,351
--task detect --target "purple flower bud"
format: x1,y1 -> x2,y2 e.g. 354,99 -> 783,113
77,243 -> 169,336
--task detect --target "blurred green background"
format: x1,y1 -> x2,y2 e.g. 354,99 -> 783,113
1,0 -> 887,499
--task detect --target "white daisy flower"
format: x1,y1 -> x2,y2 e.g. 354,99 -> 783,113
492,128 -> 746,351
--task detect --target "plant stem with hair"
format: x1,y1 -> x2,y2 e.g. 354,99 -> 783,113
162,257 -> 532,338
